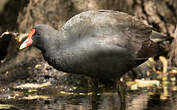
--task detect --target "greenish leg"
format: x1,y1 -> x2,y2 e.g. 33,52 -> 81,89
91,78 -> 99,110
117,80 -> 126,110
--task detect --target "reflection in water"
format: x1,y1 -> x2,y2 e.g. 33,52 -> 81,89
90,78 -> 125,110
56,92 -> 123,110
99,93 -> 121,110
127,93 -> 149,110
91,92 -> 124,110
0,87 -> 177,110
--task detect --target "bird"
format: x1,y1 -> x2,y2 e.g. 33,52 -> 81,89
19,10 -> 172,105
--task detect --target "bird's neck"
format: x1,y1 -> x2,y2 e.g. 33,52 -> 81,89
41,30 -> 72,59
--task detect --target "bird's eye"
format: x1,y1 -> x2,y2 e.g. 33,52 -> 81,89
35,33 -> 40,36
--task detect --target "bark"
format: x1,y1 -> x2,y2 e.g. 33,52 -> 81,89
0,0 -> 29,33
0,0 -> 176,36
16,0 -> 133,33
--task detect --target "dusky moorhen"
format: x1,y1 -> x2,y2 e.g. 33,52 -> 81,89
20,10 -> 172,105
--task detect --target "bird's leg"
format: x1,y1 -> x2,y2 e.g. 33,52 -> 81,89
91,78 -> 98,93
90,78 -> 99,110
117,79 -> 126,110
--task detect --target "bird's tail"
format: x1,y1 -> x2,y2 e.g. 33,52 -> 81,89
150,30 -> 173,43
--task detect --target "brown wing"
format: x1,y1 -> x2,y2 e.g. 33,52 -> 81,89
96,10 -> 154,58
62,10 -> 154,59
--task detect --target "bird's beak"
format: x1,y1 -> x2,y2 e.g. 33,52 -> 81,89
19,29 -> 35,50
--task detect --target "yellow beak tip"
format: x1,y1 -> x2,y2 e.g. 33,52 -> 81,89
19,43 -> 27,50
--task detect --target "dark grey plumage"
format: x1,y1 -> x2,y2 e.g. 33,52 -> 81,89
30,10 -> 171,80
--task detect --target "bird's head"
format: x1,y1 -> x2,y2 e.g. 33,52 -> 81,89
20,24 -> 58,50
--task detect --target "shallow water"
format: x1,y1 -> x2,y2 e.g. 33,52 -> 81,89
0,84 -> 177,110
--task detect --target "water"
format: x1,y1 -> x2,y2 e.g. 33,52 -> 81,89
0,85 -> 177,110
